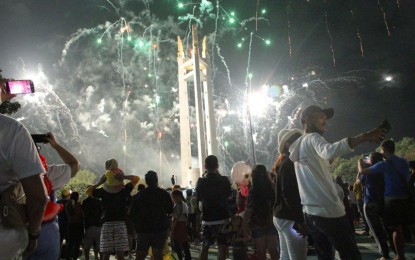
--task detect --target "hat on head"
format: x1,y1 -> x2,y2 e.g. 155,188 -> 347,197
278,128 -> 303,153
61,188 -> 71,197
105,159 -> 118,170
300,105 -> 334,124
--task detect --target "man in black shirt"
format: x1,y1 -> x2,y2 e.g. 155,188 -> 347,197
130,171 -> 173,260
82,190 -> 103,260
196,155 -> 232,260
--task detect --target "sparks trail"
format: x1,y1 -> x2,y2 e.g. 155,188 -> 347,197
215,45 -> 232,88
396,0 -> 400,8
210,0 -> 220,81
244,32 -> 254,90
377,0 -> 391,36
255,0 -> 260,31
287,18 -> 292,57
348,2 -> 364,57
106,0 -> 120,16
323,0 -> 336,67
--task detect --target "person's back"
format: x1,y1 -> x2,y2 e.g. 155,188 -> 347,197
196,173 -> 232,222
82,196 -> 102,229
131,186 -> 173,233
132,171 -> 173,260
196,155 -> 232,260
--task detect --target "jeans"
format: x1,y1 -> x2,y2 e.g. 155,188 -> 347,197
273,217 -> 307,260
364,203 -> 389,258
305,213 -> 361,260
26,220 -> 60,260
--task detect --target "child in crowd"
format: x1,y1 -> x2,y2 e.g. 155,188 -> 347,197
171,190 -> 191,260
95,158 -> 138,193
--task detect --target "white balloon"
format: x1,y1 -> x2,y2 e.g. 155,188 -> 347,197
231,161 -> 252,185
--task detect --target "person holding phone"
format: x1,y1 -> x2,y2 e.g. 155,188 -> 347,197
359,140 -> 415,260
288,105 -> 386,260
0,85 -> 48,259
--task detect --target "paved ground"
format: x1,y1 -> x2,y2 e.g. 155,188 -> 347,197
78,229 -> 415,259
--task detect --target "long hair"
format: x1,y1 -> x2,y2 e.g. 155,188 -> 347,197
251,165 -> 274,205
272,153 -> 287,175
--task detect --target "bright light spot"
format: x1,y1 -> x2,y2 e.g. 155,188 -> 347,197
97,38 -> 102,44
302,83 -> 309,88
265,39 -> 271,45
248,91 -> 272,116
224,141 -> 229,148
261,9 -> 266,14
218,109 -> 227,117
230,11 -> 235,16
384,75 -> 393,82
223,126 -> 232,133
311,70 -> 316,75
148,73 -> 153,77
155,95 -> 161,104
237,43 -> 242,48
127,36 -> 132,41
248,73 -> 253,79
229,18 -> 235,24
178,2 -> 184,8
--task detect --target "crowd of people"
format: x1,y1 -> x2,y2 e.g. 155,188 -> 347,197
1,80 -> 415,260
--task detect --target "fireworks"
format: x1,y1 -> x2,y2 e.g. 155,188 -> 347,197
4,0 -> 408,183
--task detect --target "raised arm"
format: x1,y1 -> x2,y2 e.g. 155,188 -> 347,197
46,132 -> 80,177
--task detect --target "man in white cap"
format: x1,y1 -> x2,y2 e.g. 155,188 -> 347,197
288,105 -> 386,260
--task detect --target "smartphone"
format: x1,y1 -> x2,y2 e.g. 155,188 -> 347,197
31,134 -> 49,144
379,119 -> 392,133
362,154 -> 371,164
5,80 -> 35,94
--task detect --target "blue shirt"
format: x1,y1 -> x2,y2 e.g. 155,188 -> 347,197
359,173 -> 384,204
369,156 -> 410,197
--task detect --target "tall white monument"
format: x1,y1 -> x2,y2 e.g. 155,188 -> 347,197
177,25 -> 218,186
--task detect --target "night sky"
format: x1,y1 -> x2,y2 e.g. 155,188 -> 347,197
0,0 -> 414,180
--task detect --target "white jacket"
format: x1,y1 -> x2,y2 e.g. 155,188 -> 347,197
289,133 -> 353,218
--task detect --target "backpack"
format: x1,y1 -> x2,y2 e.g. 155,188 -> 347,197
0,182 -> 28,230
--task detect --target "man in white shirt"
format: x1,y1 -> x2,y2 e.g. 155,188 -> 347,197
0,87 -> 47,259
289,105 -> 385,260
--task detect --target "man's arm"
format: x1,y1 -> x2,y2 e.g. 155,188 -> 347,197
348,128 -> 386,149
358,158 -> 372,175
46,132 -> 80,177
20,174 -> 47,256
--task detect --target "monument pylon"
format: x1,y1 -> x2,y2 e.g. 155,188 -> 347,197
177,24 -> 218,187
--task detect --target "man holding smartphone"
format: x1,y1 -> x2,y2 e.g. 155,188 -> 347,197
288,105 -> 386,260
0,83 -> 48,259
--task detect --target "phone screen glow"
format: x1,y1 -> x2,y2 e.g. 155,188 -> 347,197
8,80 -> 33,94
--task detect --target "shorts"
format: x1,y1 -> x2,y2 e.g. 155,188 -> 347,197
201,223 -> 230,247
384,198 -> 415,227
84,226 -> 101,251
251,225 -> 279,239
136,231 -> 168,251
100,221 -> 128,253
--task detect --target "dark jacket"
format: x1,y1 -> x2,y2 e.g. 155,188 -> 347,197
196,172 -> 232,222
130,186 -> 173,233
273,156 -> 304,223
